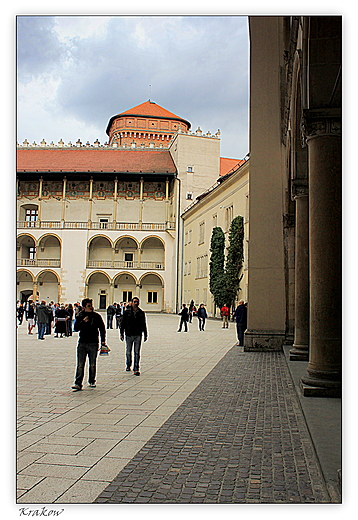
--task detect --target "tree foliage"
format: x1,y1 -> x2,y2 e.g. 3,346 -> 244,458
209,227 -> 226,307
209,216 -> 244,309
225,215 -> 244,308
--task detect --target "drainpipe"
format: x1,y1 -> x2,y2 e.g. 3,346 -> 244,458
175,175 -> 181,313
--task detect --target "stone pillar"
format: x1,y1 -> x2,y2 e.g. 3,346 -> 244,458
300,109 -> 341,396
290,184 -> 309,361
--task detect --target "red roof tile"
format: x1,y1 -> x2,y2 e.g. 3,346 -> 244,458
106,101 -> 191,134
16,148 -> 177,174
220,157 -> 244,176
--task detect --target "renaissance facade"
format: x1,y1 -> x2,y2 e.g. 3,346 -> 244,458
16,101 -> 232,313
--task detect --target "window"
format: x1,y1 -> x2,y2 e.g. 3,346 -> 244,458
198,221 -> 205,244
147,291 -> 158,304
99,218 -> 108,229
186,192 -> 193,200
122,291 -> 132,302
196,254 -> 208,279
225,205 -> 234,231
29,247 -> 36,260
25,208 -> 38,227
124,252 -> 134,267
187,166 -> 194,172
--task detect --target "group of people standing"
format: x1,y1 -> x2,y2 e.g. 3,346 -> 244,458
178,302 -> 208,332
106,302 -> 127,329
177,299 -> 248,346
17,299 -> 82,339
221,300 -> 248,346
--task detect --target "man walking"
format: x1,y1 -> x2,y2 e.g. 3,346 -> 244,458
106,303 -> 116,329
220,304 -> 230,328
233,299 -> 247,346
71,298 -> 106,391
120,297 -> 147,376
36,300 -> 52,340
177,303 -> 189,332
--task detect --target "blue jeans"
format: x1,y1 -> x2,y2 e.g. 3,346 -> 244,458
236,322 -> 246,345
74,342 -> 99,387
37,322 -> 46,339
125,335 -> 142,371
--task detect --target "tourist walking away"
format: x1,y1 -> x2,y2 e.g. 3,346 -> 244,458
220,304 -> 230,328
188,300 -> 196,323
120,297 -> 147,376
197,303 -> 207,331
26,300 -> 35,335
177,304 -> 189,332
36,300 -> 52,340
72,298 -> 106,391
67,303 -> 74,336
17,303 -> 25,325
234,299 -> 247,346
54,305 -> 70,338
115,303 -> 122,328
106,303 -> 116,329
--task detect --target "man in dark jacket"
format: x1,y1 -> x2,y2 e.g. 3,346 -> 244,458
120,297 -> 147,376
36,300 -> 52,340
233,299 -> 247,346
106,303 -> 116,329
71,298 -> 106,391
177,304 -> 189,332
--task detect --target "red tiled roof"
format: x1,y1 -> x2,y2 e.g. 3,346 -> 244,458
106,101 -> 191,134
220,157 -> 244,176
16,148 -> 177,174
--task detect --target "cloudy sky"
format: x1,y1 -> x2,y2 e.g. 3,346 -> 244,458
17,15 -> 249,159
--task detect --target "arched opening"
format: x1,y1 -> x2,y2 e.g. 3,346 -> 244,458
87,271 -> 111,310
113,272 -> 137,304
114,237 -> 139,269
37,270 -> 60,303
17,270 -> 35,302
139,273 -> 164,312
17,235 -> 36,266
37,235 -> 61,267
88,236 -> 113,268
140,237 -> 165,269
18,204 -> 39,227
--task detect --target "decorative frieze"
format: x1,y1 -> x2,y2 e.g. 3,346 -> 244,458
301,108 -> 341,143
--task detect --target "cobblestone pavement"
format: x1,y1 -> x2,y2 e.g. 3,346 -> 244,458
95,348 -> 330,504
16,313 -> 236,503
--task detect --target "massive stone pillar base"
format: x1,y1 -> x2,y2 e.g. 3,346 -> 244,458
244,330 -> 285,352
300,373 -> 341,398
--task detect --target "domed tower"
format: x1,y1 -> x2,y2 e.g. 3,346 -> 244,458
106,100 -> 191,147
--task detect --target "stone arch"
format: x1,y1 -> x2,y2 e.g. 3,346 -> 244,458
17,269 -> 35,302
36,269 -> 60,303
139,272 -> 164,311
140,236 -> 165,270
17,234 -> 36,266
37,234 -> 62,267
86,270 -> 111,310
114,236 -> 139,268
113,272 -> 138,304
88,235 -> 113,267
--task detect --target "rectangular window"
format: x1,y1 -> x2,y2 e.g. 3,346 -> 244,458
225,205 -> 234,231
29,247 -> 36,260
147,291 -> 158,304
122,291 -> 132,303
25,208 -> 38,228
124,252 -> 134,267
99,218 -> 108,229
187,166 -> 193,172
186,192 -> 193,200
198,221 -> 205,244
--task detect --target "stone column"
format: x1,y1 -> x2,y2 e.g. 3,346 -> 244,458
300,109 -> 341,397
290,183 -> 309,361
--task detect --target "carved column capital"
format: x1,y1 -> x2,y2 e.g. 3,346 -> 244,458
291,180 -> 308,199
301,108 -> 341,143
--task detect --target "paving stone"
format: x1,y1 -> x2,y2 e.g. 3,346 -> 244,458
95,349 -> 330,504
